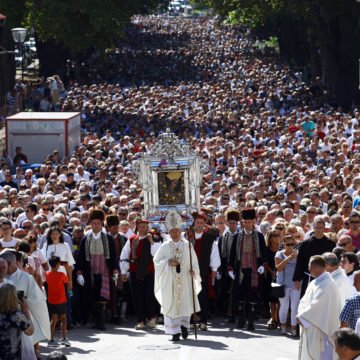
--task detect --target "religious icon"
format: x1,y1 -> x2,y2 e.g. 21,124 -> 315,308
157,171 -> 185,205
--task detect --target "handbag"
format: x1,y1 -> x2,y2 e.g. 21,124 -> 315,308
271,282 -> 285,298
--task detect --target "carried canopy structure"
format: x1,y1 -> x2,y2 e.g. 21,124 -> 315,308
133,128 -> 208,227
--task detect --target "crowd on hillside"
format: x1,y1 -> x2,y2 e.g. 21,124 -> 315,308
1,14 -> 360,360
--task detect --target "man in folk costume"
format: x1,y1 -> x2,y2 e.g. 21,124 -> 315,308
76,209 -> 119,330
185,211 -> 220,331
229,208 -> 267,331
120,216 -> 161,330
106,214 -> 129,324
218,209 -> 240,322
297,255 -> 342,360
154,211 -> 201,341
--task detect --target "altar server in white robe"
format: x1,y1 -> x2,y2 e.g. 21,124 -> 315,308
324,252 -> 353,308
297,255 -> 342,360
154,211 -> 201,342
1,250 -> 51,345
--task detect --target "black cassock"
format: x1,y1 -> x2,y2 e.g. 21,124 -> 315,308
293,235 -> 335,296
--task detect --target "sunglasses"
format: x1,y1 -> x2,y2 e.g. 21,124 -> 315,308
285,243 -> 296,246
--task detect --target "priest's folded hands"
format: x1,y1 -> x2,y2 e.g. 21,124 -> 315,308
168,259 -> 179,267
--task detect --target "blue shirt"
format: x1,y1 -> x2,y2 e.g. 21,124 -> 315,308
301,120 -> 315,137
275,250 -> 297,289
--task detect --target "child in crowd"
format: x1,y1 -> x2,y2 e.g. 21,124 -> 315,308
46,255 -> 71,347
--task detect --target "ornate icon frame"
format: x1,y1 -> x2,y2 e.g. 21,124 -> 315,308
133,129 -> 208,223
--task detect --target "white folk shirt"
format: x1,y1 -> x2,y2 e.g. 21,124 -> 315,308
120,236 -> 161,274
194,232 -> 221,272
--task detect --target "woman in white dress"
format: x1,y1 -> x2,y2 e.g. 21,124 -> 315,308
41,226 -> 75,290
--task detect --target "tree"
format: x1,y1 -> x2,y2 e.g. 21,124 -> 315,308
0,0 -> 169,76
194,0 -> 360,109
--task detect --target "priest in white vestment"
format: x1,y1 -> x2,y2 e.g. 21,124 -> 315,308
324,252 -> 353,308
154,211 -> 201,341
1,250 -> 51,345
297,255 -> 342,360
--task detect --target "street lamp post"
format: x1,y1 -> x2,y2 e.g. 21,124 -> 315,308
11,27 -> 27,83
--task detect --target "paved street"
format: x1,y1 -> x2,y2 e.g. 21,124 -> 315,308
40,319 -> 298,360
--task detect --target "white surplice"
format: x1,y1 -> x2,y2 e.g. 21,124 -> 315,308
331,267 -> 353,308
298,271 -> 342,360
154,239 -> 201,334
8,269 -> 51,344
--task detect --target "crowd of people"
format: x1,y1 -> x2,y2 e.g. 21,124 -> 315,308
1,14 -> 360,360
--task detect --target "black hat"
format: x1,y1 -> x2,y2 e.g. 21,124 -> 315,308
241,208 -> 256,220
106,214 -> 119,227
89,208 -> 105,222
226,209 -> 240,222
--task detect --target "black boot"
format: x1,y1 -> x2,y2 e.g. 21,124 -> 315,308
170,333 -> 181,342
247,302 -> 256,331
99,303 -> 107,330
181,325 -> 188,339
237,301 -> 246,329
92,303 -> 100,329
94,303 -> 106,331
112,299 -> 122,325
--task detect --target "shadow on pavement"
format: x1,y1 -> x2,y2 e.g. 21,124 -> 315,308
40,346 -> 95,357
179,338 -> 230,351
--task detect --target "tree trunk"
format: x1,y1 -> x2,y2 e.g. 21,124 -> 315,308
36,38 -> 71,79
337,7 -> 360,109
0,25 -> 16,114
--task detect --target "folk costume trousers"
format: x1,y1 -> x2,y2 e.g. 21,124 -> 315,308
130,272 -> 156,323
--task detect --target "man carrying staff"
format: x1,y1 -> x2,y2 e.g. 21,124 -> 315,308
76,209 -> 119,330
185,211 -> 220,331
120,216 -> 161,330
154,211 -> 201,341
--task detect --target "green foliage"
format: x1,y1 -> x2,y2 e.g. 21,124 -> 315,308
0,0 -> 168,53
194,0 -> 360,107
253,36 -> 279,54
0,0 -> 27,28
